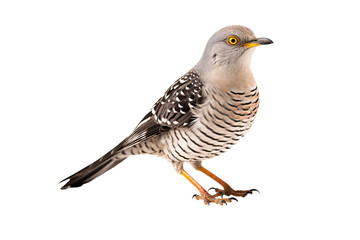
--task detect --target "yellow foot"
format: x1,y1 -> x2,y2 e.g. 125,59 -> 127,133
192,192 -> 238,206
209,187 -> 259,198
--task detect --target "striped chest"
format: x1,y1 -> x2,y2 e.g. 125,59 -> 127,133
161,85 -> 260,164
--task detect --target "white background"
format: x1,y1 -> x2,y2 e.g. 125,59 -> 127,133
1,0 -> 359,239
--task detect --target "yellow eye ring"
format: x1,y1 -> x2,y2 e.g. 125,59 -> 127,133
226,36 -> 239,45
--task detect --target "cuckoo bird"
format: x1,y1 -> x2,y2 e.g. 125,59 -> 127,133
60,25 -> 273,205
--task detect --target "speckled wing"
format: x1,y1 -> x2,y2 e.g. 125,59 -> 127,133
114,71 -> 205,152
151,71 -> 204,127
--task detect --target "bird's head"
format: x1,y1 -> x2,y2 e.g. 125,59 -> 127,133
196,25 -> 272,75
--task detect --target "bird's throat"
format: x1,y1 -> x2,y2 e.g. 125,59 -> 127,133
204,63 -> 256,93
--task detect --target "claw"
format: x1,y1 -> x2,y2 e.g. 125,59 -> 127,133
221,200 -> 227,205
208,187 -> 216,192
250,189 -> 260,194
230,197 -> 238,202
192,194 -> 198,199
206,200 -> 210,206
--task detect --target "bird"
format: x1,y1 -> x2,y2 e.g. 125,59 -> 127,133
60,25 -> 273,205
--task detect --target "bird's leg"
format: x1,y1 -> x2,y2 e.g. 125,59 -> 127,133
195,166 -> 259,198
180,169 -> 237,205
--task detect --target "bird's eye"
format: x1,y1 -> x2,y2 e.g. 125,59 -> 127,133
226,36 -> 239,45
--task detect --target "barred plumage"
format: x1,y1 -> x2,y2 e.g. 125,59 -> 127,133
159,82 -> 259,170
60,25 -> 272,205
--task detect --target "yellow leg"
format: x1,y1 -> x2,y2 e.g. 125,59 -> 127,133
181,169 -> 207,195
197,166 -> 232,190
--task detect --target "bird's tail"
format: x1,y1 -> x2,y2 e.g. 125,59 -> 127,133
60,155 -> 127,190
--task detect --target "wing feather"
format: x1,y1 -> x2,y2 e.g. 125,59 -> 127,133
113,71 -> 205,153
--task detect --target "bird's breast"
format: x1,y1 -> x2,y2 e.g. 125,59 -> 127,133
202,85 -> 260,124
159,85 -> 260,164
190,84 -> 260,153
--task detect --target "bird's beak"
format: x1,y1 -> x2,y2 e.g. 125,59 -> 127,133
241,38 -> 273,48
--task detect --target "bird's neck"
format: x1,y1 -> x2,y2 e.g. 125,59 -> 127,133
209,65 -> 255,90
202,50 -> 257,93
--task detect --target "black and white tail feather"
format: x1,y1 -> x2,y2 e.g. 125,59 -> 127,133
60,71 -> 204,189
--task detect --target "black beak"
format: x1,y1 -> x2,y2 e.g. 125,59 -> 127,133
241,38 -> 273,48
255,38 -> 273,45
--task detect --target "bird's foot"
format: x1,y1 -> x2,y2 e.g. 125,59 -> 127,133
192,192 -> 238,206
209,187 -> 259,198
